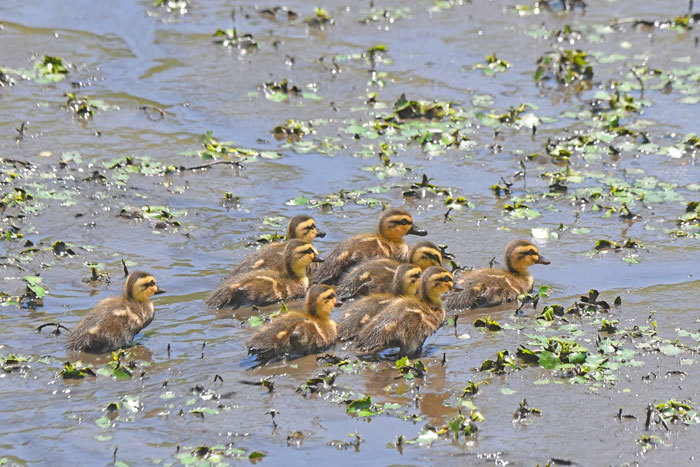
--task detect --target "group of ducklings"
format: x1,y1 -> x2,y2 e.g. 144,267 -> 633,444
67,208 -> 550,360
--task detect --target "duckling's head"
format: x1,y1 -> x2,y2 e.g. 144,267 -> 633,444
125,271 -> 165,302
287,214 -> 325,243
505,240 -> 550,275
392,264 -> 422,297
377,208 -> 427,242
284,239 -> 323,277
419,266 -> 456,305
409,240 -> 443,270
305,284 -> 338,320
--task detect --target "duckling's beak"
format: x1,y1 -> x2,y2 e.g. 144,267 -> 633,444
408,224 -> 428,236
451,284 -> 463,291
312,256 -> 325,263
154,287 -> 166,294
316,230 -> 326,238
334,299 -> 344,307
535,255 -> 550,265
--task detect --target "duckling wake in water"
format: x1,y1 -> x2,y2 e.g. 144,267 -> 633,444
354,266 -> 458,357
337,263 -> 422,342
246,284 -> 340,360
67,271 -> 165,353
444,239 -> 549,310
335,240 -> 442,299
205,239 -> 322,310
230,214 -> 325,275
311,208 -> 427,285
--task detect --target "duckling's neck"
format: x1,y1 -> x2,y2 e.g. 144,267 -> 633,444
420,289 -> 443,308
507,264 -> 531,277
288,261 -> 308,279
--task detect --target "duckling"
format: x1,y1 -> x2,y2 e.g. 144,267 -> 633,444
311,208 -> 427,285
205,239 -> 322,310
444,239 -> 550,310
67,271 -> 165,353
335,240 -> 443,299
354,266 -> 458,356
230,215 -> 325,275
337,263 -> 422,341
246,284 -> 339,359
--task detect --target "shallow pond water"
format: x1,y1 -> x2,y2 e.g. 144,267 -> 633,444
1,0 -> 699,465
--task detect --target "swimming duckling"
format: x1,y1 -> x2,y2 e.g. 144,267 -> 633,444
67,271 -> 165,353
246,284 -> 339,359
354,266 -> 458,356
311,208 -> 427,285
335,240 -> 443,299
230,215 -> 325,275
444,239 -> 550,310
205,239 -> 322,310
337,264 -> 422,341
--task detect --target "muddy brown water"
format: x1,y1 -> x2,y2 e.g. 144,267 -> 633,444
1,0 -> 699,465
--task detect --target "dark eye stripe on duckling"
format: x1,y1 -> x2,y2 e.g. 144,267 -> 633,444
297,219 -> 316,233
423,251 -> 441,262
141,280 -> 156,289
388,216 -> 412,226
517,248 -> 539,257
296,247 -> 315,256
433,274 -> 454,283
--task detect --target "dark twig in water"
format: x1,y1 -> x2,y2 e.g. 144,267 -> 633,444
213,374 -> 223,383
268,409 -> 278,428
113,446 -> 119,465
167,343 -> 171,358
37,322 -> 70,334
1,157 -> 32,167
201,341 -> 206,359
15,121 -> 27,142
121,259 -> 129,277
240,377 -> 275,392
644,403 -> 653,429
170,161 -> 245,173
140,105 -> 167,122
629,66 -> 645,99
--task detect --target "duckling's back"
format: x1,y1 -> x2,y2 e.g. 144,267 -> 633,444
355,296 -> 444,356
229,242 -> 286,276
246,312 -> 336,358
67,297 -> 153,353
336,292 -> 396,341
445,268 -> 532,310
312,233 -> 408,285
335,258 -> 400,299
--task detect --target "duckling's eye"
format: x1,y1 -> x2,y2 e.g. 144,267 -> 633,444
527,250 -> 537,256
326,293 -> 335,301
143,280 -> 156,289
425,252 -> 440,262
303,248 -> 315,255
306,225 -> 316,231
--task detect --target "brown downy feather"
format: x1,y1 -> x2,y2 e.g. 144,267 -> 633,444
246,284 -> 338,359
354,266 -> 455,356
229,215 -> 324,275
444,239 -> 550,310
335,240 -> 443,299
205,239 -> 319,310
311,208 -> 426,285
336,264 -> 422,341
66,271 -> 165,353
